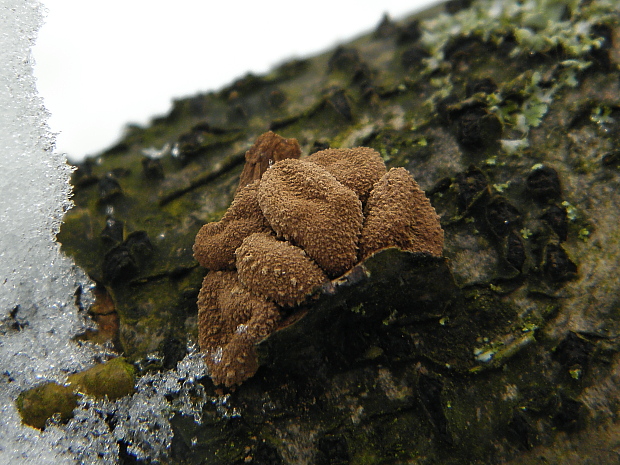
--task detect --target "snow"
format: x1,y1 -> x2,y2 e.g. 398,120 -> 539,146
0,0 -> 96,461
0,1 -> 210,463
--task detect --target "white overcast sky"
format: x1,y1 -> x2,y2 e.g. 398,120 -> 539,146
34,1 -> 439,162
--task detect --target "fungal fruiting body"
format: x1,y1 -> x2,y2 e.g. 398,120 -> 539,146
258,158 -> 363,277
193,132 -> 443,387
359,167 -> 444,259
237,130 -> 301,190
236,232 -> 328,307
193,180 -> 270,271
197,270 -> 280,387
306,147 -> 386,202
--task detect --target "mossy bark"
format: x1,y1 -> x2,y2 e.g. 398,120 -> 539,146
17,358 -> 135,429
58,0 -> 620,463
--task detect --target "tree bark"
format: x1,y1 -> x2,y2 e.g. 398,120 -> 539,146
59,1 -> 620,463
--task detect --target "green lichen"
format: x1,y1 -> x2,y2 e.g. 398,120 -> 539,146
471,332 -> 536,371
562,200 -> 579,221
422,0 -> 614,59
520,228 -> 533,239
578,227 -> 591,241
420,0 -> 616,153
493,181 -> 511,192
590,103 -> 615,125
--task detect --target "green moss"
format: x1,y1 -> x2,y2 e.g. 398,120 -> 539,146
67,357 -> 135,400
16,358 -> 135,429
363,127 -> 428,168
17,382 -> 78,429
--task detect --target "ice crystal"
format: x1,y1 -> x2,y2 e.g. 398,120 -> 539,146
0,2 -> 212,463
0,1 -> 97,462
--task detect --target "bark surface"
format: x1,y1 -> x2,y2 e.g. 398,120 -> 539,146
59,1 -> 620,463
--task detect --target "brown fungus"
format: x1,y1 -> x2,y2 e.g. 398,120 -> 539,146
258,158 -> 363,277
197,270 -> 280,387
193,132 -> 444,387
193,180 -> 271,270
306,147 -> 386,202
236,232 -> 328,307
237,130 -> 301,190
359,167 -> 444,259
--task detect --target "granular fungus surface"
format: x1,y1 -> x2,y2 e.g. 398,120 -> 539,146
193,132 -> 444,387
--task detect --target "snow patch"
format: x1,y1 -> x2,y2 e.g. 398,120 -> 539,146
0,2 -> 211,463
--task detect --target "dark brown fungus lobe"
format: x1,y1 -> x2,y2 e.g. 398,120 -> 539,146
327,46 -> 362,73
526,165 -> 561,201
176,127 -> 209,161
193,180 -> 271,270
541,204 -> 568,241
397,19 -> 422,45
100,216 -> 124,245
227,104 -> 248,123
455,165 -> 489,213
401,45 -> 431,71
508,409 -> 538,449
588,24 -> 613,71
326,89 -> 353,121
237,131 -> 301,190
553,331 -> 594,374
306,147 -> 386,202
197,270 -> 280,387
374,13 -> 397,39
505,229 -> 526,272
359,167 -> 444,260
72,160 -> 98,188
101,231 -> 153,283
98,174 -> 122,202
141,156 -> 164,180
352,63 -> 373,85
418,374 -> 451,442
258,158 -> 363,277
267,89 -> 287,110
485,196 -> 521,238
236,232 -> 328,307
446,0 -> 474,14
551,394 -> 585,433
124,231 -> 153,261
102,245 -> 137,284
457,107 -> 502,148
543,243 -> 577,282
436,94 -> 461,125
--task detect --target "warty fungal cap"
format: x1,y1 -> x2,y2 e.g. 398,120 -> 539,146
359,167 -> 444,259
258,158 -> 363,277
306,147 -> 387,202
197,270 -> 280,387
237,130 -> 301,190
236,232 -> 328,307
193,180 -> 270,270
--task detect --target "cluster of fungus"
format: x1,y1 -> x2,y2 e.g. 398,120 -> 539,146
193,131 -> 444,387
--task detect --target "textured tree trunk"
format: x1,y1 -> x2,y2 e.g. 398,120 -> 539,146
58,0 -> 620,463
